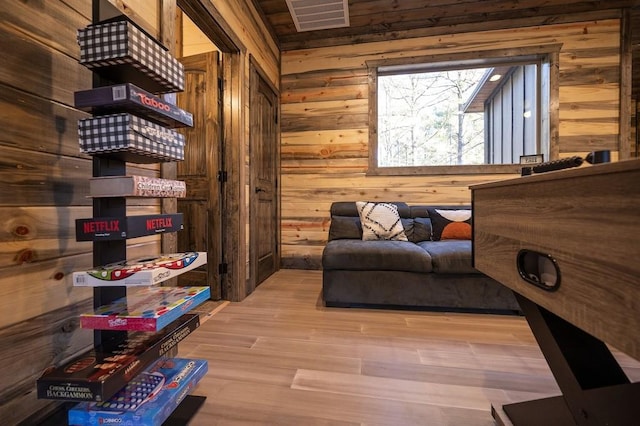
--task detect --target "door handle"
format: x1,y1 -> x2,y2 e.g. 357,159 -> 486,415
255,187 -> 265,193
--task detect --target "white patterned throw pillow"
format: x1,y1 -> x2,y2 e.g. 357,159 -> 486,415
356,202 -> 408,241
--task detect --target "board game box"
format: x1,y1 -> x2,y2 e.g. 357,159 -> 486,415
78,18 -> 184,94
75,83 -> 193,128
37,314 -> 200,402
73,252 -> 207,287
68,358 -> 208,426
78,113 -> 185,164
81,286 -> 210,332
89,175 -> 186,198
75,213 -> 184,241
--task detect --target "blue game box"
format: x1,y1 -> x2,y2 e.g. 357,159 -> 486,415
68,357 -> 208,426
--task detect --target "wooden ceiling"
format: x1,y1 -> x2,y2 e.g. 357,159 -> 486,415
254,0 -> 640,99
254,0 -> 636,50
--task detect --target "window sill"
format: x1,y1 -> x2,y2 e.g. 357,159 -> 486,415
367,164 -> 524,176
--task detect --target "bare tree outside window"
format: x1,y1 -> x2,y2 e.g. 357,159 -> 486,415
369,48 -> 558,175
378,69 -> 487,167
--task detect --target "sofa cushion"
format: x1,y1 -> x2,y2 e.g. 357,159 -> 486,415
323,239 -> 433,273
356,201 -> 408,241
332,201 -> 410,218
329,216 -> 362,241
427,208 -> 472,241
411,217 -> 432,242
416,240 -> 478,274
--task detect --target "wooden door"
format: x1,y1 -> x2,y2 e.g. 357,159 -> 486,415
176,52 -> 222,299
249,64 -> 279,290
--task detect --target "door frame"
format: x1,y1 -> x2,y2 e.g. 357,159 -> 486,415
176,52 -> 222,298
163,0 -> 247,301
249,56 -> 281,294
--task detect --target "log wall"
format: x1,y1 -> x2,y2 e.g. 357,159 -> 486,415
0,1 -> 164,422
0,0 -> 279,420
280,18 -> 624,269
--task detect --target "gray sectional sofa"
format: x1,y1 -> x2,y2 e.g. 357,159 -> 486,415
322,202 -> 520,313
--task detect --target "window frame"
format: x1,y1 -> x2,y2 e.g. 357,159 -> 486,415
366,45 -> 561,175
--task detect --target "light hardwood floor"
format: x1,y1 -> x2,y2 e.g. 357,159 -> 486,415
180,269 -> 640,426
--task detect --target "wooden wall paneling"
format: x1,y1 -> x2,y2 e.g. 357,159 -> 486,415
0,252 -> 93,329
0,22 -> 92,106
207,0 -> 280,87
0,85 -> 90,158
281,129 -> 368,169
0,146 -> 92,206
279,19 -> 622,269
280,245 -> 324,269
160,0 -> 179,260
181,11 -> 221,56
282,20 -> 621,75
0,236 -> 159,424
223,51 -> 247,302
281,69 -> 369,91
619,7 -> 633,159
281,158 -> 369,174
0,148 -> 159,208
0,206 -> 159,268
105,0 -> 160,39
0,0 -> 167,421
0,1 -> 90,57
0,299 -> 93,426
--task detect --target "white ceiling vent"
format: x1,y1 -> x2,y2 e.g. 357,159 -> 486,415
285,0 -> 350,32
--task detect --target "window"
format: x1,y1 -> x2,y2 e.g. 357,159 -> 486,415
368,46 -> 559,175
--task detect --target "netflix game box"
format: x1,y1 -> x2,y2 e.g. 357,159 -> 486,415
75,214 -> 184,241
78,113 -> 185,164
73,252 -> 207,287
81,286 -> 210,332
37,313 -> 200,403
75,83 -> 193,128
77,18 -> 184,94
68,358 -> 208,426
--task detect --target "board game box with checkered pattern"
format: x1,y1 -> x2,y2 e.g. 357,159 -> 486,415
78,112 -> 186,163
77,17 -> 184,94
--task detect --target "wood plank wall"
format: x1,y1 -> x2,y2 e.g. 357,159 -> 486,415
0,0 -> 279,420
280,18 -> 623,270
0,1 -> 164,422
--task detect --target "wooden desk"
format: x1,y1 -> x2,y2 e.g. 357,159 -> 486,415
471,159 -> 640,426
